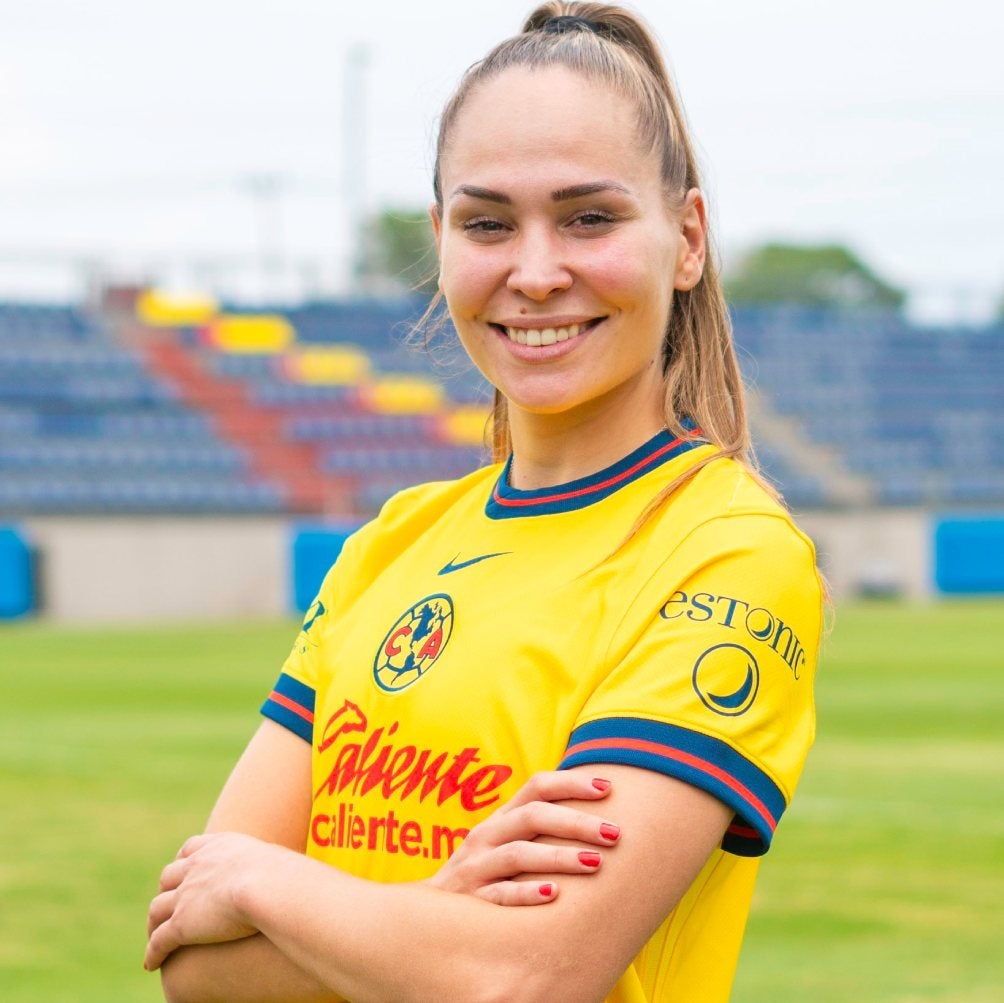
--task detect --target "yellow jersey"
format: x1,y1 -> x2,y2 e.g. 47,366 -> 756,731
262,428 -> 822,1001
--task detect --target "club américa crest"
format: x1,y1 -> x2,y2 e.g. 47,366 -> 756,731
373,593 -> 454,692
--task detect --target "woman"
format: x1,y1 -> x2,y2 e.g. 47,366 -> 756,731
146,4 -> 823,1000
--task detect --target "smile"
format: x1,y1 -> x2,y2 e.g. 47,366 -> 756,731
491,319 -> 601,347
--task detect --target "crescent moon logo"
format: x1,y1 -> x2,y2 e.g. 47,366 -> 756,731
692,643 -> 759,717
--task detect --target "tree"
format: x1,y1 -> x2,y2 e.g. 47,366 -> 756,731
355,207 -> 439,296
725,242 -> 905,310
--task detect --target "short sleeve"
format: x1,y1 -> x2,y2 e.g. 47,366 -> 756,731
259,571 -> 335,743
259,521 -> 365,743
559,513 -> 822,857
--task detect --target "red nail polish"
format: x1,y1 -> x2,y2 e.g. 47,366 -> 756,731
591,778 -> 612,791
539,883 -> 555,897
579,851 -> 601,867
599,822 -> 620,842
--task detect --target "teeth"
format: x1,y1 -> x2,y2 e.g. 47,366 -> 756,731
505,323 -> 584,345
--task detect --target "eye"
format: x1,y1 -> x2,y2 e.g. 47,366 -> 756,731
569,210 -> 616,230
462,217 -> 509,236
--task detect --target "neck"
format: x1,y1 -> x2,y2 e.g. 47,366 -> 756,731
506,393 -> 666,490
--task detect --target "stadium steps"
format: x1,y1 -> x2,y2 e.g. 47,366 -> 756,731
126,326 -> 350,514
747,390 -> 875,506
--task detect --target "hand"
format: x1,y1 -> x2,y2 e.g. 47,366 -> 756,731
425,771 -> 621,905
145,832 -> 278,971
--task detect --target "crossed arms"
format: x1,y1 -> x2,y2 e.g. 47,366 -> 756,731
147,719 -> 731,1003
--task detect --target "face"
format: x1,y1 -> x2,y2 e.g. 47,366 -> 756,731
432,65 -> 705,438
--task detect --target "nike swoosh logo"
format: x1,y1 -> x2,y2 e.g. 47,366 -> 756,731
437,552 -> 510,575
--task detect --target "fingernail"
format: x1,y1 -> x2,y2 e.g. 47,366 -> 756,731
579,851 -> 601,867
591,778 -> 612,791
539,882 -> 555,897
599,822 -> 620,842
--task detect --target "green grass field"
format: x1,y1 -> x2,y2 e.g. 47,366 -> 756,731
1,601 -> 1001,1002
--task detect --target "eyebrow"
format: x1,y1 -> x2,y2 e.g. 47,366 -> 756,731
450,181 -> 632,204
550,181 -> 631,202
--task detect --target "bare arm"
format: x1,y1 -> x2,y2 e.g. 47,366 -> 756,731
205,719 -> 312,846
158,720 -> 342,1003
150,762 -> 731,1003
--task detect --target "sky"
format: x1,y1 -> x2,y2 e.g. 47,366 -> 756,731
1,0 -> 1001,321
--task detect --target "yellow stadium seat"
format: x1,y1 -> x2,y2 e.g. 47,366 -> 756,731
206,315 -> 295,354
362,376 -> 445,415
440,405 -> 491,445
284,345 -> 372,385
136,289 -> 218,327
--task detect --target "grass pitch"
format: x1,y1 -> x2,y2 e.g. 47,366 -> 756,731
0,601 -> 1001,1002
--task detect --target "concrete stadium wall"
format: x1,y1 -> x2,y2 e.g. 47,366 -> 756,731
798,508 -> 932,600
11,507 -> 985,624
22,516 -> 289,623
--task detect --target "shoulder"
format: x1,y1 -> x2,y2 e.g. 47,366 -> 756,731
656,455 -> 817,566
370,464 -> 502,533
621,457 -> 822,633
320,465 -> 502,599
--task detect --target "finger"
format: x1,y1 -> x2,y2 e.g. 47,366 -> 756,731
475,880 -> 561,906
158,856 -> 190,893
496,771 -> 613,815
143,919 -> 180,972
147,889 -> 177,937
492,840 -> 606,878
176,833 -> 213,859
485,801 -> 621,847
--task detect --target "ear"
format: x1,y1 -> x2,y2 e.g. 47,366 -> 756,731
673,188 -> 707,291
429,203 -> 443,255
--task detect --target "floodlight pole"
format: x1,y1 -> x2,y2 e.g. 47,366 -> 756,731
245,172 -> 285,301
343,43 -> 370,295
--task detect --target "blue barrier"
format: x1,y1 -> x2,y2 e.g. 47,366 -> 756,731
934,516 -> 1004,594
0,526 -> 34,618
291,524 -> 360,613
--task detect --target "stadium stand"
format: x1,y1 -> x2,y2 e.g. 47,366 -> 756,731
122,293 -> 492,514
1,296 -> 1002,518
0,302 -> 286,513
734,306 -> 1004,507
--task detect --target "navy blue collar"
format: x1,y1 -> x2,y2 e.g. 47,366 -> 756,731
486,425 -> 707,519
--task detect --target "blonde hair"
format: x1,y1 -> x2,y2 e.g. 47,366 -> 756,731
427,2 -> 780,520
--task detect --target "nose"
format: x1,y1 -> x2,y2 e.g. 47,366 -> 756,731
506,225 -> 572,301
